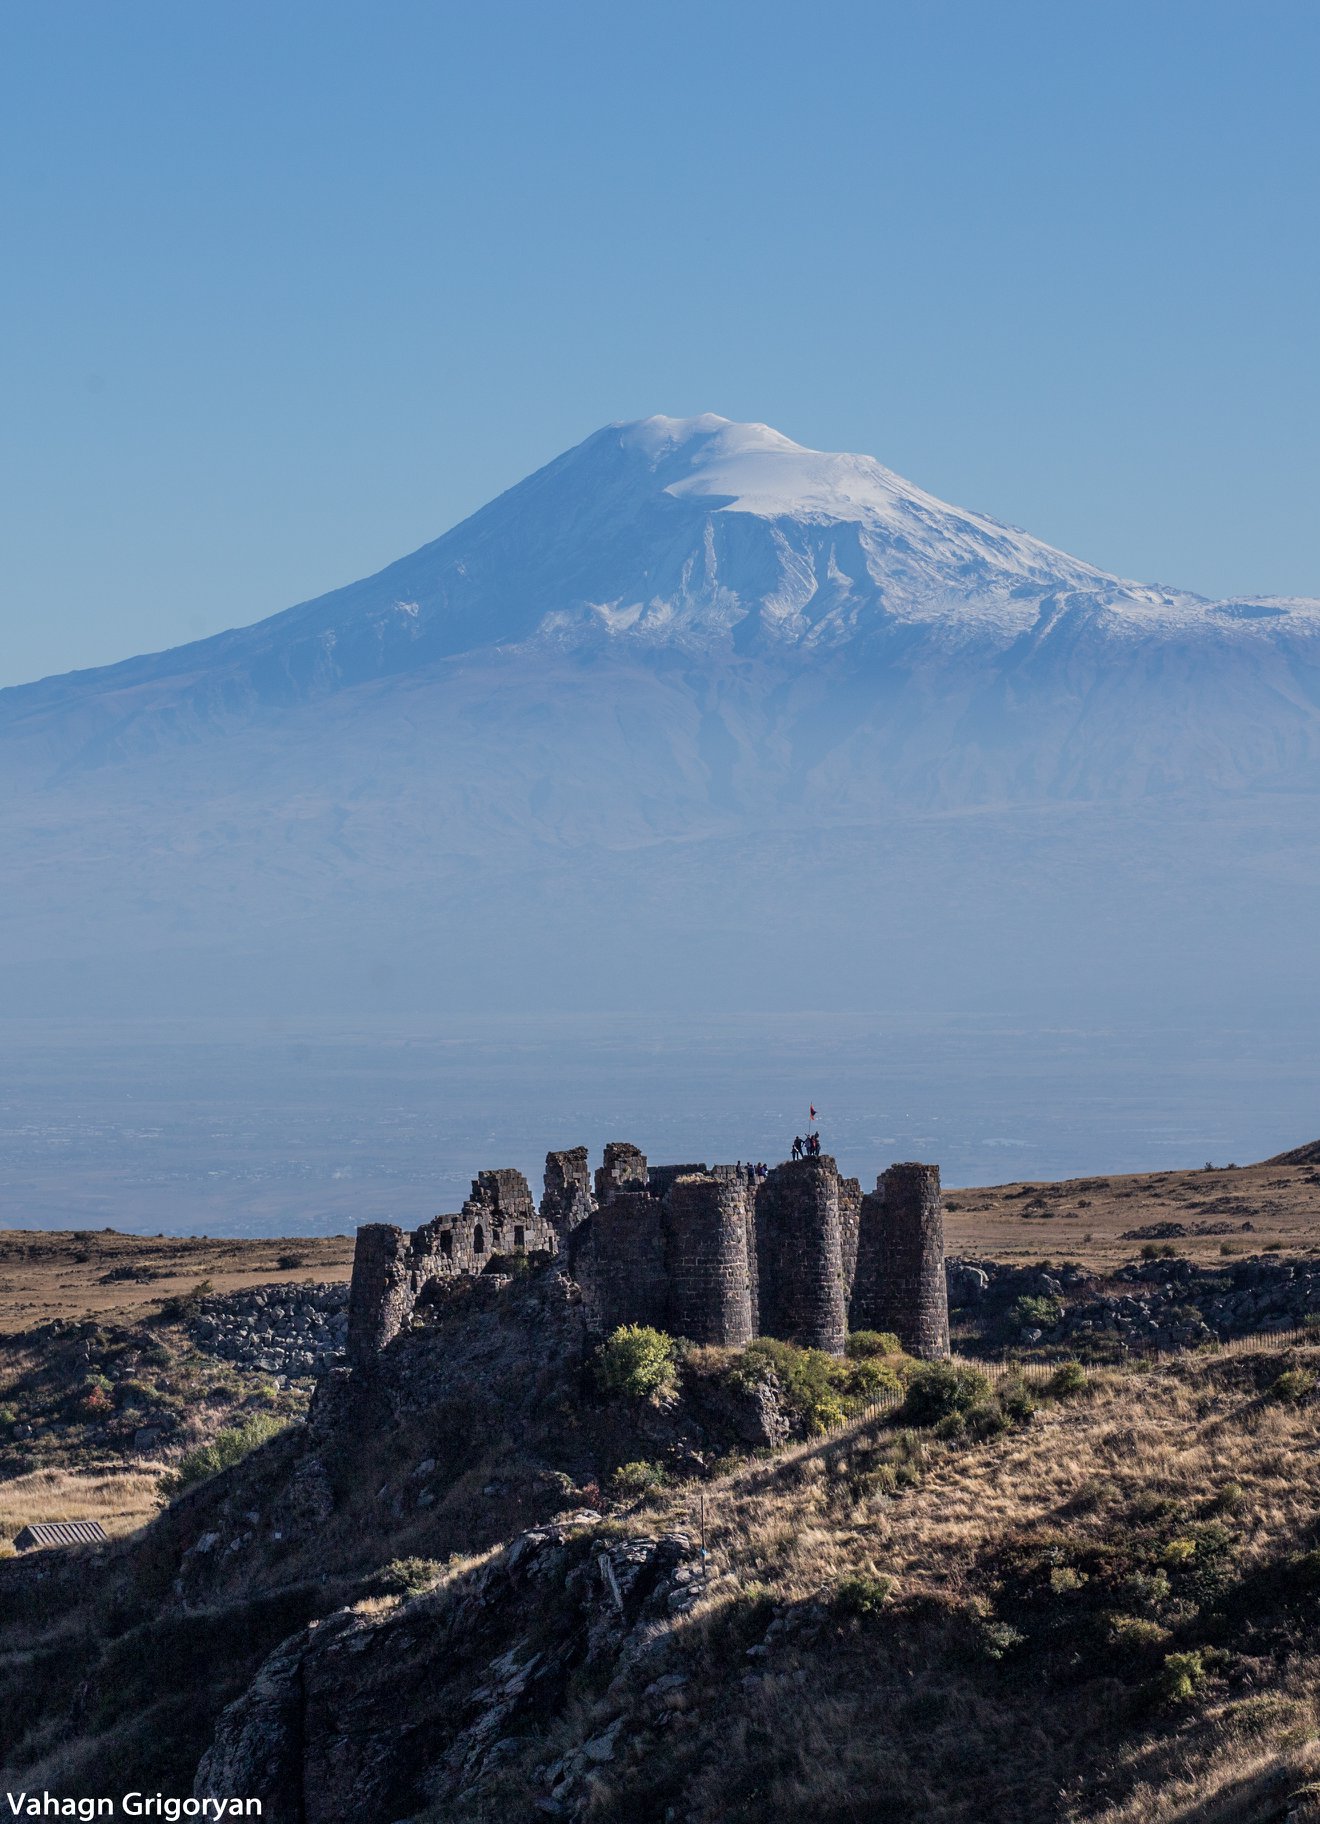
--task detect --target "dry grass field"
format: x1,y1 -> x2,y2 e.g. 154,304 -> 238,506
944,1150 -> 1320,1270
600,1336 -> 1320,1823
0,1462 -> 166,1543
0,1225 -> 353,1334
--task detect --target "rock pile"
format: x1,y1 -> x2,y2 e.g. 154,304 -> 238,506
947,1253 -> 1320,1351
188,1282 -> 349,1378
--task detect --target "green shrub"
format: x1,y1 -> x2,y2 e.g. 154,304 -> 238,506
935,1399 -> 1004,1441
1210,1480 -> 1246,1514
370,1557 -> 446,1597
1115,1568 -> 1171,1611
997,1375 -> 1036,1423
164,1412 -> 287,1494
736,1338 -> 846,1433
1049,1361 -> 1089,1398
115,1378 -> 157,1407
1106,1613 -> 1171,1652
1269,1369 -> 1316,1404
593,1325 -> 678,1400
1141,1242 -> 1179,1261
844,1357 -> 903,1400
846,1331 -> 902,1359
980,1620 -> 1026,1660
1011,1294 -> 1062,1333
276,1253 -> 304,1271
898,1362 -> 991,1427
612,1459 -> 668,1498
1157,1648 -> 1207,1703
835,1572 -> 894,1617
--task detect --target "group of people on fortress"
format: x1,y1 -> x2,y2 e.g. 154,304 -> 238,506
791,1132 -> 823,1159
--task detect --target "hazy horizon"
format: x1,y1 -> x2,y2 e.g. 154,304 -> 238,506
2,1012 -> 1314,1237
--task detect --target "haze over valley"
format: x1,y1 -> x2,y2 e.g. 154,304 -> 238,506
3,416 -> 1318,1230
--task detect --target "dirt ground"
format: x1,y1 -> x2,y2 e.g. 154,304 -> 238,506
0,1227 -> 354,1335
944,1152 -> 1320,1269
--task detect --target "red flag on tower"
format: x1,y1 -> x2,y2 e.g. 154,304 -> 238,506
809,1104 -> 817,1121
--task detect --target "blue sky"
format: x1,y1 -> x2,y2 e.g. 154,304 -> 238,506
2,0 -> 1317,687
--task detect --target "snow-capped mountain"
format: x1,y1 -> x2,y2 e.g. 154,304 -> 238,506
2,416 -> 1318,1022
6,413 -> 1319,754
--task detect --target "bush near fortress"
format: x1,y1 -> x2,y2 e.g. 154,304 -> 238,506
846,1330 -> 903,1359
593,1325 -> 679,1399
726,1337 -> 904,1434
898,1361 -> 992,1427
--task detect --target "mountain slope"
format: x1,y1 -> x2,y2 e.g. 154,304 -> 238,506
2,415 -> 1318,1022
4,414 -> 1319,780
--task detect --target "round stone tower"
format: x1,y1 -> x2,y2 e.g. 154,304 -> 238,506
663,1175 -> 755,1347
754,1157 -> 847,1355
869,1161 -> 950,1359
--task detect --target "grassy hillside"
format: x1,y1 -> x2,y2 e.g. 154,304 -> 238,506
4,1159 -> 1320,1822
3,1274 -> 1319,1821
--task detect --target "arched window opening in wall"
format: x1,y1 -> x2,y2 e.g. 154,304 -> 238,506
473,1223 -> 485,1255
439,1230 -> 453,1258
514,1225 -> 526,1250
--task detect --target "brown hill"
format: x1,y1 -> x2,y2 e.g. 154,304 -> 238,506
1264,1138 -> 1320,1167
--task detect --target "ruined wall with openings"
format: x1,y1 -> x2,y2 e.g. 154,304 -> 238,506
344,1167 -> 557,1365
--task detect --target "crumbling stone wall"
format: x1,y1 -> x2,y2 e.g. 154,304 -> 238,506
570,1190 -> 670,1334
347,1225 -> 414,1367
645,1162 -> 709,1202
837,1175 -> 862,1305
541,1147 -> 595,1235
594,1141 -> 649,1204
346,1167 -> 557,1365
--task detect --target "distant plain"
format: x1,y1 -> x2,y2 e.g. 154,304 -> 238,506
1,1013 -> 1316,1240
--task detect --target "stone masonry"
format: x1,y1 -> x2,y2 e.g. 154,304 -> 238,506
347,1140 -> 950,1364
348,1167 -> 558,1366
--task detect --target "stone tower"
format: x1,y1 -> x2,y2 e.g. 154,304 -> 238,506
753,1156 -> 847,1354
664,1174 -> 755,1347
853,1161 -> 949,1359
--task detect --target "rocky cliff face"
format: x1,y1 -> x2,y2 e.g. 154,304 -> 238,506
195,1519 -> 701,1823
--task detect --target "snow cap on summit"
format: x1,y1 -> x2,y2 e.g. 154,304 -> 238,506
616,413 -> 808,462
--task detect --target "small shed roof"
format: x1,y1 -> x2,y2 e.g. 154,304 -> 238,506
13,1519 -> 109,1552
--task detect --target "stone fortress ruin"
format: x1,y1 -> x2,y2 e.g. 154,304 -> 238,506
347,1142 -> 950,1365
